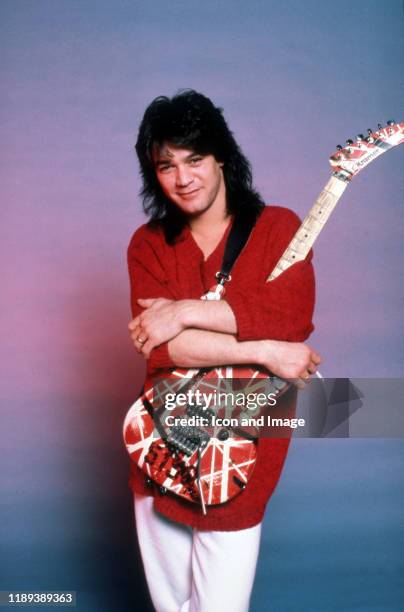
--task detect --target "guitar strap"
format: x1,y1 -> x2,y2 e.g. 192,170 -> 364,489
206,207 -> 263,297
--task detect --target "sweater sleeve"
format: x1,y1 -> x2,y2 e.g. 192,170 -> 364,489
224,208 -> 315,343
127,226 -> 178,372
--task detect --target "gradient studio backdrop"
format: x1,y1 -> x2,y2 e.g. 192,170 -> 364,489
1,1 -> 403,611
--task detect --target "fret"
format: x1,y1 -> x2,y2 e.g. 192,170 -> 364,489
282,251 -> 298,264
302,214 -> 323,230
284,252 -> 304,264
289,237 -> 305,253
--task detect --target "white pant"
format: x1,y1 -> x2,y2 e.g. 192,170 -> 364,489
134,493 -> 262,612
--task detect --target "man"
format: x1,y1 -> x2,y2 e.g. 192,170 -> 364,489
127,90 -> 320,612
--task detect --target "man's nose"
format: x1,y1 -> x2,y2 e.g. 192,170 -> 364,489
175,165 -> 193,187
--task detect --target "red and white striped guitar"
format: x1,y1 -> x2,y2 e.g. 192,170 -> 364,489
123,121 -> 403,512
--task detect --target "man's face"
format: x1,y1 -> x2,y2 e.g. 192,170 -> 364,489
152,142 -> 226,217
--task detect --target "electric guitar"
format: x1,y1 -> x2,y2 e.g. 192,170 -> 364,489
123,121 -> 403,513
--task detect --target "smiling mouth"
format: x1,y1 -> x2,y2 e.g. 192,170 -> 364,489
177,188 -> 201,197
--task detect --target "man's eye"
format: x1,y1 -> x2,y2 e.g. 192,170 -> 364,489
189,157 -> 202,165
159,165 -> 172,172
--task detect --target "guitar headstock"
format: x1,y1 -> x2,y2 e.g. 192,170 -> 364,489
329,120 -> 403,182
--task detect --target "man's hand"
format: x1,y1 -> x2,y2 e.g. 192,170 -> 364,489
128,298 -> 187,358
258,339 -> 321,389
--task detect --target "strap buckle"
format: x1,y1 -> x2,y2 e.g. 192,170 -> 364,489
215,271 -> 232,285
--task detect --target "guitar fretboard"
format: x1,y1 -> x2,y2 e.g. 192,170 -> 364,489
267,175 -> 348,281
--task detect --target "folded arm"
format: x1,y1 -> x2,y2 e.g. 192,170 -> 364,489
165,328 -> 321,386
129,249 -> 315,358
129,298 -> 237,357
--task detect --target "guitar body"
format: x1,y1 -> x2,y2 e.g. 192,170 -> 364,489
123,365 -> 289,506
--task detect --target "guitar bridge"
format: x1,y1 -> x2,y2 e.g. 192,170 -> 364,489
166,425 -> 210,456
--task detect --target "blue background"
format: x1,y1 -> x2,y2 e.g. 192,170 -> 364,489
1,1 -> 403,610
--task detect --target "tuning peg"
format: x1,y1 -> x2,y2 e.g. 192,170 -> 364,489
346,139 -> 354,145
336,144 -> 343,150
366,128 -> 375,142
387,119 -> 395,126
357,134 -> 365,140
377,123 -> 383,131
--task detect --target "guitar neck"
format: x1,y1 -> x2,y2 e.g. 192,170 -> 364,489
267,175 -> 348,281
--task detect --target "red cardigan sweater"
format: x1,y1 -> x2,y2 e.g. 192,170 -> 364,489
126,205 -> 315,531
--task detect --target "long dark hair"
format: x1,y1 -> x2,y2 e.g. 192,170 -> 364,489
135,90 -> 264,243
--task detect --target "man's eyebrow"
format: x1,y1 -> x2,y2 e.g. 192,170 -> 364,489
152,147 -> 173,165
153,151 -> 202,166
177,151 -> 203,162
